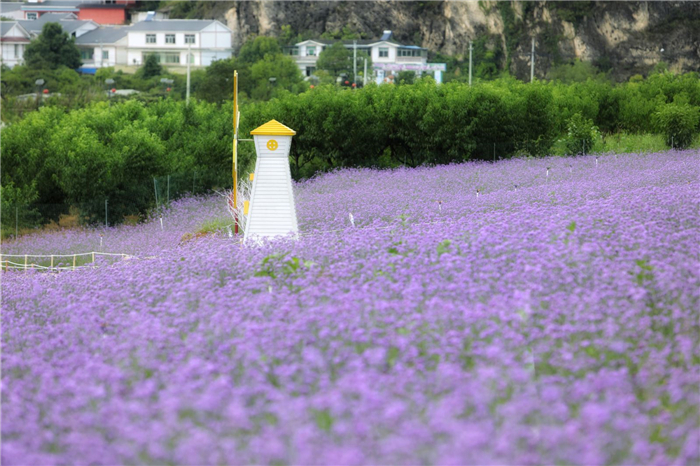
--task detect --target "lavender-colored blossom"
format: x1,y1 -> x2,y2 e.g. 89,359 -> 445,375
2,151 -> 699,465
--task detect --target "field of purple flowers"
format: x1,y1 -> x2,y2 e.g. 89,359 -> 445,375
3,150 -> 699,465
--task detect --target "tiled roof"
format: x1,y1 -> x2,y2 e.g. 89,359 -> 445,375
75,27 -> 127,44
0,2 -> 23,13
19,15 -> 92,35
17,13 -> 75,30
22,1 -> 91,9
127,20 -> 223,32
1,22 -> 19,35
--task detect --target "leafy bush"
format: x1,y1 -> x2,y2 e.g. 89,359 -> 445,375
564,112 -> 598,155
652,100 -> 700,149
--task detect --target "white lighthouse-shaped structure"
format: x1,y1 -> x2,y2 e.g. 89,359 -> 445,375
244,120 -> 299,241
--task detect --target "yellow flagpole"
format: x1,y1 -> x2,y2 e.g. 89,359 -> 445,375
232,71 -> 239,233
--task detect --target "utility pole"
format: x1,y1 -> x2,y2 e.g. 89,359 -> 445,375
469,40 -> 473,86
186,43 -> 191,104
353,40 -> 357,85
530,37 -> 535,83
364,58 -> 367,86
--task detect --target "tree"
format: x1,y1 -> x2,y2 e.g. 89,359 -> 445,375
249,53 -> 305,100
196,57 -> 252,104
316,42 -> 371,83
316,42 -> 352,78
653,98 -> 700,149
23,22 -> 81,70
140,53 -> 163,79
237,36 -> 282,65
397,71 -> 415,85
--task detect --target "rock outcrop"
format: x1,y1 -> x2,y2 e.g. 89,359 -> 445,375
175,1 -> 700,81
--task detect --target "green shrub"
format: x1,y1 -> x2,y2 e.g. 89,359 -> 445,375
564,112 -> 598,155
652,100 -> 700,149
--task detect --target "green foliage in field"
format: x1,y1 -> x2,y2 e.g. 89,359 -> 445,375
652,97 -> 700,149
0,99 -> 246,224
195,36 -> 306,104
138,54 -> 163,79
1,69 -> 698,226
564,113 -> 598,155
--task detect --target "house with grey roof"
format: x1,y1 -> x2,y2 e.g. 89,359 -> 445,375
0,22 -> 31,68
0,2 -> 25,21
123,19 -> 232,68
1,15 -> 232,73
284,30 -> 446,84
74,19 -> 232,72
74,26 -> 128,71
18,13 -> 99,38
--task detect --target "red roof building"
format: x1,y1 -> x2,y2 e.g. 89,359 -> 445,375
77,4 -> 127,25
21,1 -> 135,25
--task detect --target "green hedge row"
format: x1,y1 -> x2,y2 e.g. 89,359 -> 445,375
2,72 -> 698,225
242,72 -> 699,178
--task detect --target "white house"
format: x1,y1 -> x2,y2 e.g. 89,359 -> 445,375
1,15 -> 232,72
124,20 -> 232,67
1,14 -> 98,68
284,30 -> 445,84
73,19 -> 232,72
74,26 -> 128,70
0,22 -> 31,68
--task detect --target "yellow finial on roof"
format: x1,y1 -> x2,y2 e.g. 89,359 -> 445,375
250,120 -> 296,136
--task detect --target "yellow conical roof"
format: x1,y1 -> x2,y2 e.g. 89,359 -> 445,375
250,119 -> 296,136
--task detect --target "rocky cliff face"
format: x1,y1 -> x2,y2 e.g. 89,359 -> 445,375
181,1 -> 700,81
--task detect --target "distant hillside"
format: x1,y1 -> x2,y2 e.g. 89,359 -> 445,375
162,0 -> 700,82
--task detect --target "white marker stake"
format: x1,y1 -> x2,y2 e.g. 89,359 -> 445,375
227,226 -> 233,238
349,213 -> 355,227
596,157 -> 598,167
476,189 -> 480,198
569,165 -> 572,173
100,235 -> 103,248
546,168 -> 550,178
160,216 -> 164,231
438,201 -> 442,213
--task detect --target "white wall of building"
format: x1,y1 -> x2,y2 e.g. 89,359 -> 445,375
371,42 -> 397,63
128,32 -> 203,49
0,43 -> 27,68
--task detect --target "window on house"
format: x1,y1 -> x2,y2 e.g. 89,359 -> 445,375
185,34 -> 195,44
143,52 -> 159,63
27,13 -> 37,20
163,52 -> 179,63
102,50 -> 109,60
142,52 -> 180,64
306,46 -> 315,56
287,47 -> 299,56
14,44 -> 19,58
187,53 -> 194,64
399,49 -> 420,57
80,49 -> 94,60
165,34 -> 175,44
379,47 -> 389,58
306,66 -> 315,77
146,34 -> 156,44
